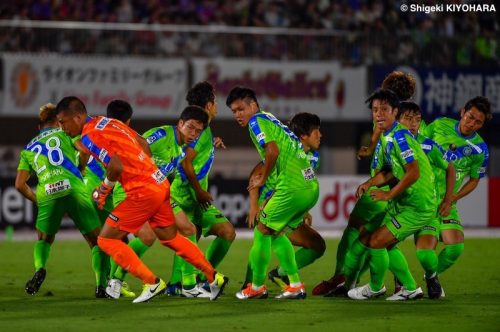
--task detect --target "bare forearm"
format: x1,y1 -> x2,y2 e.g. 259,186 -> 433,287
18,184 -> 36,203
444,164 -> 456,201
453,178 -> 479,203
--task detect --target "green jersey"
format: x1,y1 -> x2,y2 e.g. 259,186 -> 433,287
249,111 -> 318,192
416,133 -> 449,195
380,122 -> 436,212
171,126 -> 215,194
143,125 -> 186,177
17,127 -> 86,203
424,117 -> 488,198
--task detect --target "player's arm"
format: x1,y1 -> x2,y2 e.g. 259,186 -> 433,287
451,177 -> 479,204
15,170 -> 36,203
247,162 -> 264,228
356,169 -> 394,198
73,139 -> 90,173
371,160 -> 419,201
248,141 -> 279,191
181,146 -> 213,209
357,126 -> 382,160
92,154 -> 123,210
439,163 -> 456,216
136,134 -> 152,157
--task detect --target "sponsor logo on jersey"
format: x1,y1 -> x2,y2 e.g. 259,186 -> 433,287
96,118 -> 111,130
152,169 -> 167,184
301,166 -> 316,181
391,218 -> 401,229
108,213 -> 119,222
400,149 -> 414,160
44,179 -> 71,195
421,144 -> 432,151
256,132 -> 266,142
99,148 -> 108,162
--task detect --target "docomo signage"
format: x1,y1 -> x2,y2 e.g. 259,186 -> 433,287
310,175 -> 488,229
1,53 -> 188,118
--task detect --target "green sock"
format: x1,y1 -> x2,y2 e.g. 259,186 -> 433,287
335,227 -> 360,275
278,247 -> 322,276
343,239 -> 368,286
437,243 -> 464,274
249,228 -> 272,286
388,247 -> 416,291
416,249 -> 438,279
114,237 -> 150,280
272,235 -> 300,284
369,248 -> 389,291
205,237 -> 232,269
356,252 -> 370,283
181,234 -> 198,288
170,254 -> 183,284
33,240 -> 51,271
91,245 -> 109,287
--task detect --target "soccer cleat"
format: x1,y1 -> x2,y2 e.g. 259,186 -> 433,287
198,281 -> 211,293
347,284 -> 386,300
440,287 -> 446,298
25,268 -> 46,295
181,284 -> 211,298
393,276 -> 403,295
120,281 -> 136,298
95,285 -> 109,298
209,272 -> 229,301
268,268 -> 290,289
132,278 -> 166,303
324,283 -> 348,297
386,287 -> 424,301
312,275 -> 346,295
275,284 -> 306,299
106,278 -> 122,299
425,275 -> 443,299
165,282 -> 182,296
236,283 -> 269,299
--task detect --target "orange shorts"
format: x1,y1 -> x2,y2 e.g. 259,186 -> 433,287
105,188 -> 175,234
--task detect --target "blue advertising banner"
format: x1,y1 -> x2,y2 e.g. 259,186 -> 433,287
372,66 -> 500,123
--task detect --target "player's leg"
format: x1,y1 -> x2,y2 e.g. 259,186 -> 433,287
437,213 -> 465,274
414,221 -> 441,299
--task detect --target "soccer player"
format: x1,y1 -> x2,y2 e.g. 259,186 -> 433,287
16,103 -> 108,298
168,81 -> 236,297
227,87 -> 319,299
313,71 -> 417,296
243,112 -> 326,288
397,101 -> 456,299
345,89 -> 436,301
423,96 -> 491,291
55,96 -> 228,303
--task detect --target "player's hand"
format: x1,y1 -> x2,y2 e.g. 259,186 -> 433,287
357,146 -> 372,160
247,204 -> 259,228
247,176 -> 265,192
356,182 -> 370,198
92,182 -> 114,210
196,189 -> 213,210
370,189 -> 390,202
303,212 -> 313,226
214,137 -> 226,149
438,198 -> 452,217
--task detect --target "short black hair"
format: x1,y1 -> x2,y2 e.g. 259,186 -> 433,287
226,86 -> 259,108
365,89 -> 400,110
55,96 -> 87,115
464,96 -> 493,121
186,81 -> 215,108
289,112 -> 321,137
397,101 -> 421,120
179,105 -> 209,128
107,100 -> 133,122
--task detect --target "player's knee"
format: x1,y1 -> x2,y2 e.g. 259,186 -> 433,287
217,223 -> 236,241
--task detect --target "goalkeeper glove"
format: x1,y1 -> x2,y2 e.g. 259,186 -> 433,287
92,178 -> 115,210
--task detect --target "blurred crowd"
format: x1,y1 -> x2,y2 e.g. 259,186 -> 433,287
0,0 -> 498,66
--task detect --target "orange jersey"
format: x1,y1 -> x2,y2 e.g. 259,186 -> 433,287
81,116 -> 168,196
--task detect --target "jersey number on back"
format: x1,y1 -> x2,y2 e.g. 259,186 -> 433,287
30,136 -> 64,174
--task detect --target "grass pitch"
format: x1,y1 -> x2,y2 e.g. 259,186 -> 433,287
1,237 -> 499,332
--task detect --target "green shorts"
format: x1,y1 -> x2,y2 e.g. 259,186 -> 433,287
414,216 -> 440,239
36,191 -> 101,235
259,188 -> 319,234
439,204 -> 463,233
383,206 -> 435,242
171,198 -> 229,238
350,192 -> 387,233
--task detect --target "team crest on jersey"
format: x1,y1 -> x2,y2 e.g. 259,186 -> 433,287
96,118 -> 111,130
463,146 -> 472,156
